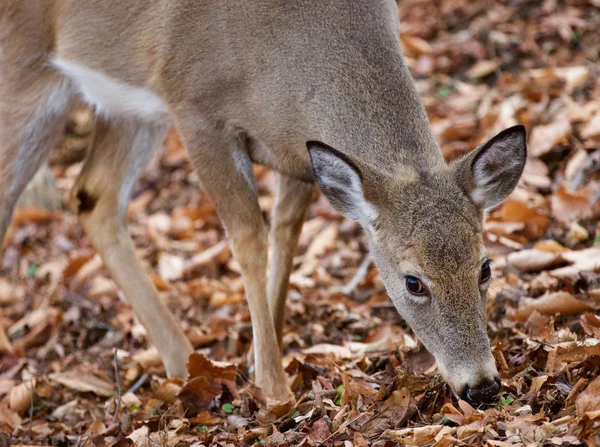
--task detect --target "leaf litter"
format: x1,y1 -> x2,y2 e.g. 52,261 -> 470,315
1,1 -> 600,445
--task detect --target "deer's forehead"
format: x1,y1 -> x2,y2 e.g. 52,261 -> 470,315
398,215 -> 484,279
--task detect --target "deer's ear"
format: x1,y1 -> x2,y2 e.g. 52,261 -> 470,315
307,141 -> 377,222
454,125 -> 527,210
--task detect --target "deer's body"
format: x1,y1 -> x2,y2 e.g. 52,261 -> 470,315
1,0 -> 526,404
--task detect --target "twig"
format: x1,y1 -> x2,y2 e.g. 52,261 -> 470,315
27,378 -> 34,442
324,411 -> 369,442
112,349 -> 122,425
75,435 -> 89,447
126,373 -> 150,395
530,338 -> 555,349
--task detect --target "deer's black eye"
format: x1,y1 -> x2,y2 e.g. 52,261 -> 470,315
480,260 -> 492,283
406,276 -> 426,295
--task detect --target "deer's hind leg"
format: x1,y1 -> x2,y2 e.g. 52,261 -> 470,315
72,117 -> 193,378
0,3 -> 73,246
0,76 -> 73,248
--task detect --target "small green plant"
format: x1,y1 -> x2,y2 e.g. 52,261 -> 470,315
335,384 -> 344,406
27,264 -> 38,278
436,86 -> 453,98
291,410 -> 300,419
222,402 -> 235,414
499,395 -> 515,406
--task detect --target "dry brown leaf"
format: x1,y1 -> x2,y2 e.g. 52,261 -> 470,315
10,207 -> 55,226
0,279 -> 24,305
0,402 -> 22,431
9,379 -> 35,416
380,387 -> 411,420
128,426 -> 150,447
157,252 -> 185,281
71,254 -> 104,290
354,432 -> 369,447
576,376 -> 600,417
550,246 -> 600,279
49,369 -> 114,396
546,343 -> 600,373
507,249 -> 563,272
581,313 -> 600,338
297,224 -> 338,276
383,425 -> 446,445
581,110 -> 600,139
551,185 -> 594,224
529,118 -> 571,157
0,324 -> 12,354
155,378 -> 184,404
556,66 -> 590,93
302,343 -> 353,360
467,59 -> 500,79
499,199 -> 549,240
565,221 -> 589,246
0,379 -> 17,397
400,33 -> 432,56
184,240 -> 229,273
151,273 -> 171,291
62,252 -> 95,280
307,416 -> 332,444
84,420 -> 107,437
177,353 -> 237,413
9,306 -> 63,355
513,291 -> 595,321
132,346 -> 162,369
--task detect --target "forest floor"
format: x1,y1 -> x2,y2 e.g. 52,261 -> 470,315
1,1 -> 600,446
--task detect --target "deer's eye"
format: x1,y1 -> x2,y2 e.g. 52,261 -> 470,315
480,260 -> 492,283
405,276 -> 426,295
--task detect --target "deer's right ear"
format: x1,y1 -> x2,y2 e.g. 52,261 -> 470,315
307,141 -> 377,223
453,125 -> 527,210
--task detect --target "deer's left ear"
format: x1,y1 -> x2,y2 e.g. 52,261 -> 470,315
453,125 -> 527,209
307,141 -> 378,223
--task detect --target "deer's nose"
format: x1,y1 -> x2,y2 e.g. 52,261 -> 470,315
461,377 -> 500,405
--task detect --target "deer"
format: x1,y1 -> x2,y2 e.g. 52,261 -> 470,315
0,0 -> 526,406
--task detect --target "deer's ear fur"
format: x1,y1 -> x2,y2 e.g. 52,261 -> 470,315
307,141 -> 377,223
453,125 -> 527,210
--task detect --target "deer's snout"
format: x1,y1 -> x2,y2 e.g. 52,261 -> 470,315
460,377 -> 500,405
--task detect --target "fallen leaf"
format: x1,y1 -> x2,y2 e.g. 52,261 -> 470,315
128,426 -> 150,447
467,59 -> 500,79
307,416 -> 332,444
581,313 -> 600,338
576,375 -> 600,417
49,369 -> 114,396
514,291 -> 595,321
178,353 -> 237,413
551,186 -> 595,224
158,252 -> 185,281
9,379 -> 34,416
529,117 -> 570,157
581,110 -> 600,139
546,343 -> 600,373
550,246 -> 600,278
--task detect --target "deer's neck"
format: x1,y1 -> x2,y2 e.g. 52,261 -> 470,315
306,56 -> 444,173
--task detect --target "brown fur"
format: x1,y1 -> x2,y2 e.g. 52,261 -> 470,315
0,0 -> 526,401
